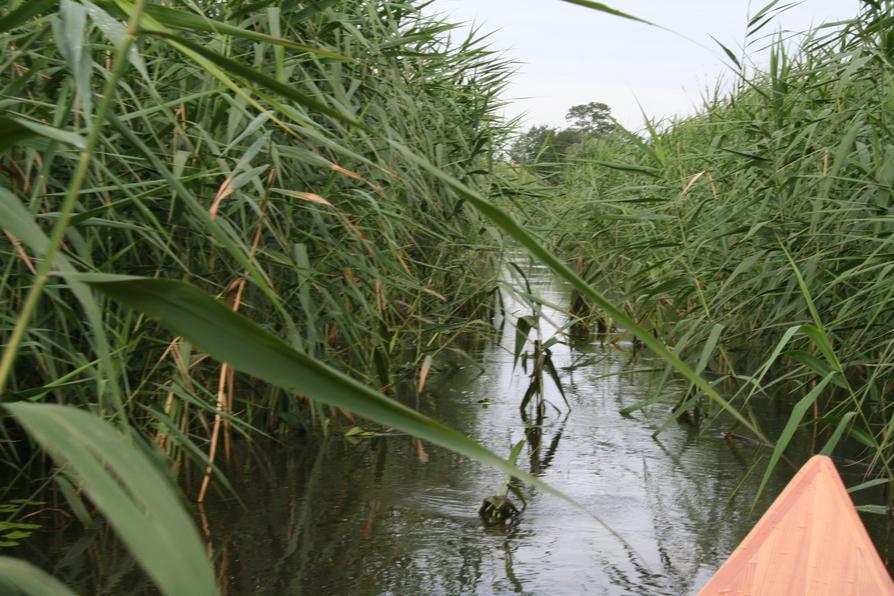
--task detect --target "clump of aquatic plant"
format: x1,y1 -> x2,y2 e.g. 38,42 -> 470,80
507,266 -> 570,425
518,335 -> 570,424
479,439 -> 527,527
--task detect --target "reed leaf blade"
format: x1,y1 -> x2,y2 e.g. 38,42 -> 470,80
5,403 -> 218,596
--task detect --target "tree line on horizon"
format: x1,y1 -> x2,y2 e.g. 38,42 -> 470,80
508,101 -> 616,169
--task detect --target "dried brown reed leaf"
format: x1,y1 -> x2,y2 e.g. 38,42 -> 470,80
331,163 -> 383,192
417,355 -> 433,393
4,231 -> 36,274
415,438 -> 429,463
681,170 -> 706,195
209,177 -> 235,220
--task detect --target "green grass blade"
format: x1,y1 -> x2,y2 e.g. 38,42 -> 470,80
754,372 -> 835,503
0,115 -> 85,151
820,411 -> 857,456
559,0 -> 653,25
514,315 -> 536,367
0,557 -> 77,596
710,35 -> 742,69
781,246 -> 838,362
695,324 -> 724,375
5,403 -> 218,596
0,0 -> 56,33
589,160 -> 661,177
847,478 -> 888,494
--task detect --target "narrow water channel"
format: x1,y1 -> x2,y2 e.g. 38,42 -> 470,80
18,256 -> 888,595
188,255 -> 885,595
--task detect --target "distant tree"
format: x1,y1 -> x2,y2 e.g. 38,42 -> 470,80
508,102 -> 615,169
509,125 -> 556,165
551,127 -> 584,154
565,102 -> 614,136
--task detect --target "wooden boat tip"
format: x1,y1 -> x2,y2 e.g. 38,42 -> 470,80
698,454 -> 894,595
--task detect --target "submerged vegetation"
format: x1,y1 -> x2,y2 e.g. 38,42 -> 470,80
1,0 -> 894,592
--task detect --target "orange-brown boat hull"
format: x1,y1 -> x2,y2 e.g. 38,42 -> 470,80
698,455 -> 894,595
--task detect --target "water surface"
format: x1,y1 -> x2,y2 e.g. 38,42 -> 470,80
193,256 -> 887,595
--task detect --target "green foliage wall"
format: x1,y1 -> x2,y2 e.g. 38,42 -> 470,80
552,3 -> 894,471
0,0 -> 513,465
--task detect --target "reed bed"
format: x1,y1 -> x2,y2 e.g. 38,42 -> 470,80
0,1 -> 524,591
549,2 -> 894,502
1,0 -> 516,474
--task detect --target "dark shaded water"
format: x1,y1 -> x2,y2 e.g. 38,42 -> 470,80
12,257 -> 890,594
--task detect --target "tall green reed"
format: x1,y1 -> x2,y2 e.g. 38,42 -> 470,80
548,1 -> 894,502
1,0 -> 667,592
0,0 -> 518,590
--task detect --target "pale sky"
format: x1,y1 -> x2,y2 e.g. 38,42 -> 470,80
425,0 -> 862,131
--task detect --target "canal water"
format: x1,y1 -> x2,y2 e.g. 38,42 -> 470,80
15,256 -> 889,594
190,256 -> 887,595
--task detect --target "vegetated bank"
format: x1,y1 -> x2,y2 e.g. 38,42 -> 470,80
0,1 -> 524,591
540,2 -> 894,510
1,0 -> 511,472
